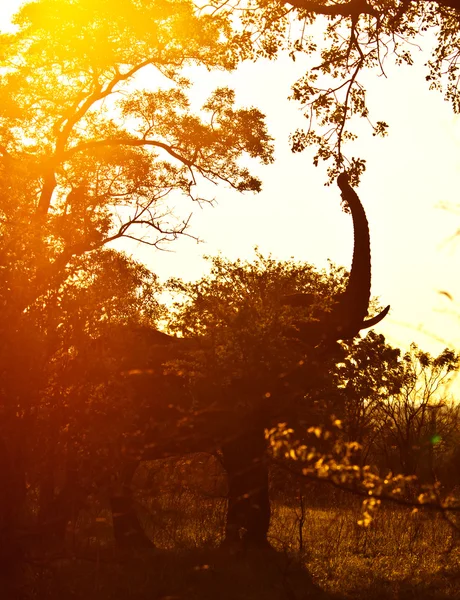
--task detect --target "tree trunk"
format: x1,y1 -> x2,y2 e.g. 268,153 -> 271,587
0,436 -> 26,578
221,427 -> 270,548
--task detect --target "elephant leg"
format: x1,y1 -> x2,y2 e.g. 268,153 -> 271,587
221,427 -> 271,548
110,461 -> 154,549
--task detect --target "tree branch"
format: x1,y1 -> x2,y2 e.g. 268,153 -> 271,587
63,138 -> 195,168
435,0 -> 460,15
283,0 -> 378,18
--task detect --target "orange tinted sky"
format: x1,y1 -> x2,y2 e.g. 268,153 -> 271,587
2,2 -> 460,367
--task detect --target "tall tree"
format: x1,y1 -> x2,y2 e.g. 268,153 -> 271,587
0,0 -> 273,304
0,249 -> 163,557
223,0 -> 460,181
0,0 -> 273,564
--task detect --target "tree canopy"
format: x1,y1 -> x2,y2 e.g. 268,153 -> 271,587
225,0 -> 460,182
0,0 -> 274,322
3,0 -> 460,196
1,0 -> 460,590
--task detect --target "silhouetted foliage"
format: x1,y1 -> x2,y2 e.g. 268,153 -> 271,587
2,1 -> 460,598
0,0 -> 273,574
228,0 -> 460,181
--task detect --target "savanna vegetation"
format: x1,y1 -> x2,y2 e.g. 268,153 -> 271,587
1,1 -> 460,599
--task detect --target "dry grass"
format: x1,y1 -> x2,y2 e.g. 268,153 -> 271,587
270,501 -> 460,598
7,464 -> 460,600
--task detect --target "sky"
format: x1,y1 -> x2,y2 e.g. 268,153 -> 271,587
2,2 -> 460,372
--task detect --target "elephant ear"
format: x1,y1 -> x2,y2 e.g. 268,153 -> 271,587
283,174 -> 389,345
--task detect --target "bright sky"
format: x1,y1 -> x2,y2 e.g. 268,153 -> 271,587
2,2 -> 460,368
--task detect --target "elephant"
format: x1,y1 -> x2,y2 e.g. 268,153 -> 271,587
100,174 -> 390,550
281,173 -> 389,341
217,173 -> 390,547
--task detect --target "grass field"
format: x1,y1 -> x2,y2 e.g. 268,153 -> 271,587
8,484 -> 460,600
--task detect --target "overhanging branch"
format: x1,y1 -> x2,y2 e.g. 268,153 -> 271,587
283,0 -> 378,18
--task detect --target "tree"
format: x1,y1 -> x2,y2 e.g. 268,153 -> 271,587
337,331 -> 404,466
331,337 -> 460,480
0,0 -> 273,562
371,344 -> 460,480
4,1 -> 460,199
0,249 -> 163,557
0,0 -> 273,295
333,334 -> 460,483
218,0 -> 460,182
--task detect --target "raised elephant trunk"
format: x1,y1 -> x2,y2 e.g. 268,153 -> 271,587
335,173 -> 389,338
284,174 -> 389,343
